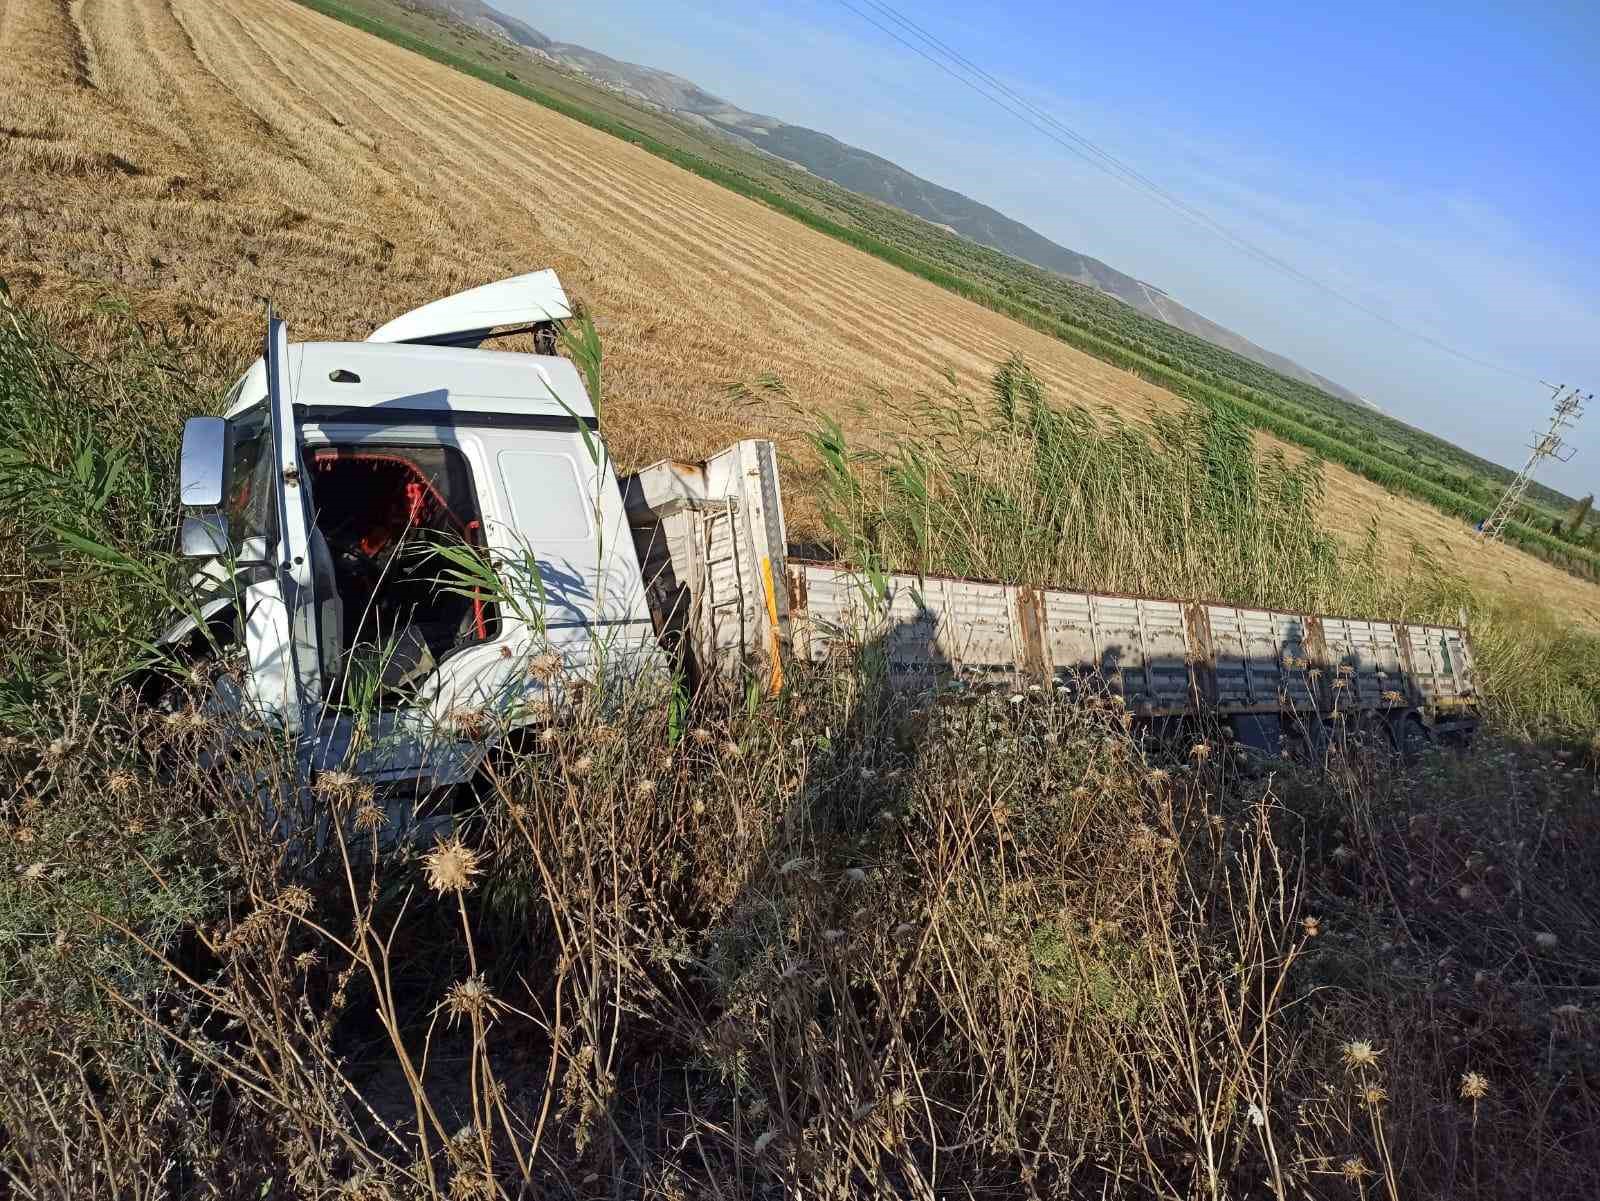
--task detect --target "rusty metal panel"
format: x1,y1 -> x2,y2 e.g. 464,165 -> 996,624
790,566 -> 1022,689
1370,624 -> 1405,704
791,564 -> 868,665
929,576 -> 1022,684
697,504 -> 758,676
789,563 -> 1478,717
1444,629 -> 1476,704
1240,610 -> 1286,709
1319,617 -> 1358,706
1016,587 -> 1050,685
1275,613 -> 1318,711
1403,625 -> 1476,709
1319,617 -> 1394,707
884,574 -> 948,688
1184,602 -> 1217,706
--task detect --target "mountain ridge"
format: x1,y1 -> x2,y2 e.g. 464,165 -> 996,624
415,0 -> 1371,408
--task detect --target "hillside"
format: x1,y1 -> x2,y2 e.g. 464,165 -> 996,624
400,0 -> 1380,410
716,119 -> 1371,405
308,0 -> 1599,562
414,0 -> 1371,408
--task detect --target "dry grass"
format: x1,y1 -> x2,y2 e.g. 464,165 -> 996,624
5,667 -> 1599,1199
3,0 -> 1599,624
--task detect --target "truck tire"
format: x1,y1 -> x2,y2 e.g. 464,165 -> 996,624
1388,713 -> 1432,763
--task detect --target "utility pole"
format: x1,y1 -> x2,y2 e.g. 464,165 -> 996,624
1478,385 -> 1591,543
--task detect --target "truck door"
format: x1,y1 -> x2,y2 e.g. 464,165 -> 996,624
414,426 -> 664,730
242,314 -> 338,734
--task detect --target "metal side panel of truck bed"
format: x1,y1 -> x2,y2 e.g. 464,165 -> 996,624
786,563 -> 1478,721
618,439 -> 1476,727
623,440 -> 790,688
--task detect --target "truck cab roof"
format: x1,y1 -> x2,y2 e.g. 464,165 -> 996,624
223,341 -> 595,425
224,269 -> 591,425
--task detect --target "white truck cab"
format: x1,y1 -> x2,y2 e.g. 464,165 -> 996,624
172,272 -> 677,794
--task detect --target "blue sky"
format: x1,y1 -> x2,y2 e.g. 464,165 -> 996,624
512,0 -> 1599,494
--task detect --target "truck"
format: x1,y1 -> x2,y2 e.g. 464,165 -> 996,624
163,270 -> 1479,811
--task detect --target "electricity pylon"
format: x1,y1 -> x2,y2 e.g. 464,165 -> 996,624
1478,385 -> 1590,543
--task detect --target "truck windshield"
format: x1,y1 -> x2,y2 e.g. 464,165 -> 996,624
225,403 -> 276,547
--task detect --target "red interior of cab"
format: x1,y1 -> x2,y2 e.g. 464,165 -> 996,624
309,445 -> 492,655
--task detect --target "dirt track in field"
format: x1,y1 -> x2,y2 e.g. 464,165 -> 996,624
4,0 -> 1597,623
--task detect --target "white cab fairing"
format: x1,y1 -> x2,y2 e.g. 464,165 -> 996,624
366,270 -> 571,345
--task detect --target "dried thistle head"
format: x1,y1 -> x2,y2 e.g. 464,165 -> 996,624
1340,1040 -> 1381,1070
446,1169 -> 493,1200
1360,1084 -> 1388,1107
444,975 -> 500,1024
276,885 -> 313,915
314,770 -> 362,802
1459,1071 -> 1490,1101
690,727 -> 714,746
448,708 -> 491,742
567,754 -> 594,779
353,803 -> 388,833
1302,915 -> 1321,938
634,778 -> 658,799
422,837 -> 482,895
1190,742 -> 1211,761
106,768 -> 138,797
1339,1157 -> 1370,1182
528,651 -> 564,682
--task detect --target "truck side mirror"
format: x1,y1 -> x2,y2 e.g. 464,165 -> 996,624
180,512 -> 231,558
179,416 -> 227,507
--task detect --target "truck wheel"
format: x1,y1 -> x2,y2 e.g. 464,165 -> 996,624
1389,713 -> 1432,763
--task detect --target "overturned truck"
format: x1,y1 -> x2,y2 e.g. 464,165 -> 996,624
163,271 -> 1478,800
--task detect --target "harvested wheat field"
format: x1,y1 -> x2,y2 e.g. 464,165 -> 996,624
3,0 -> 1597,621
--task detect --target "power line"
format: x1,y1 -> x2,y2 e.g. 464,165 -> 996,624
831,0 -> 1540,383
1478,385 -> 1590,542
